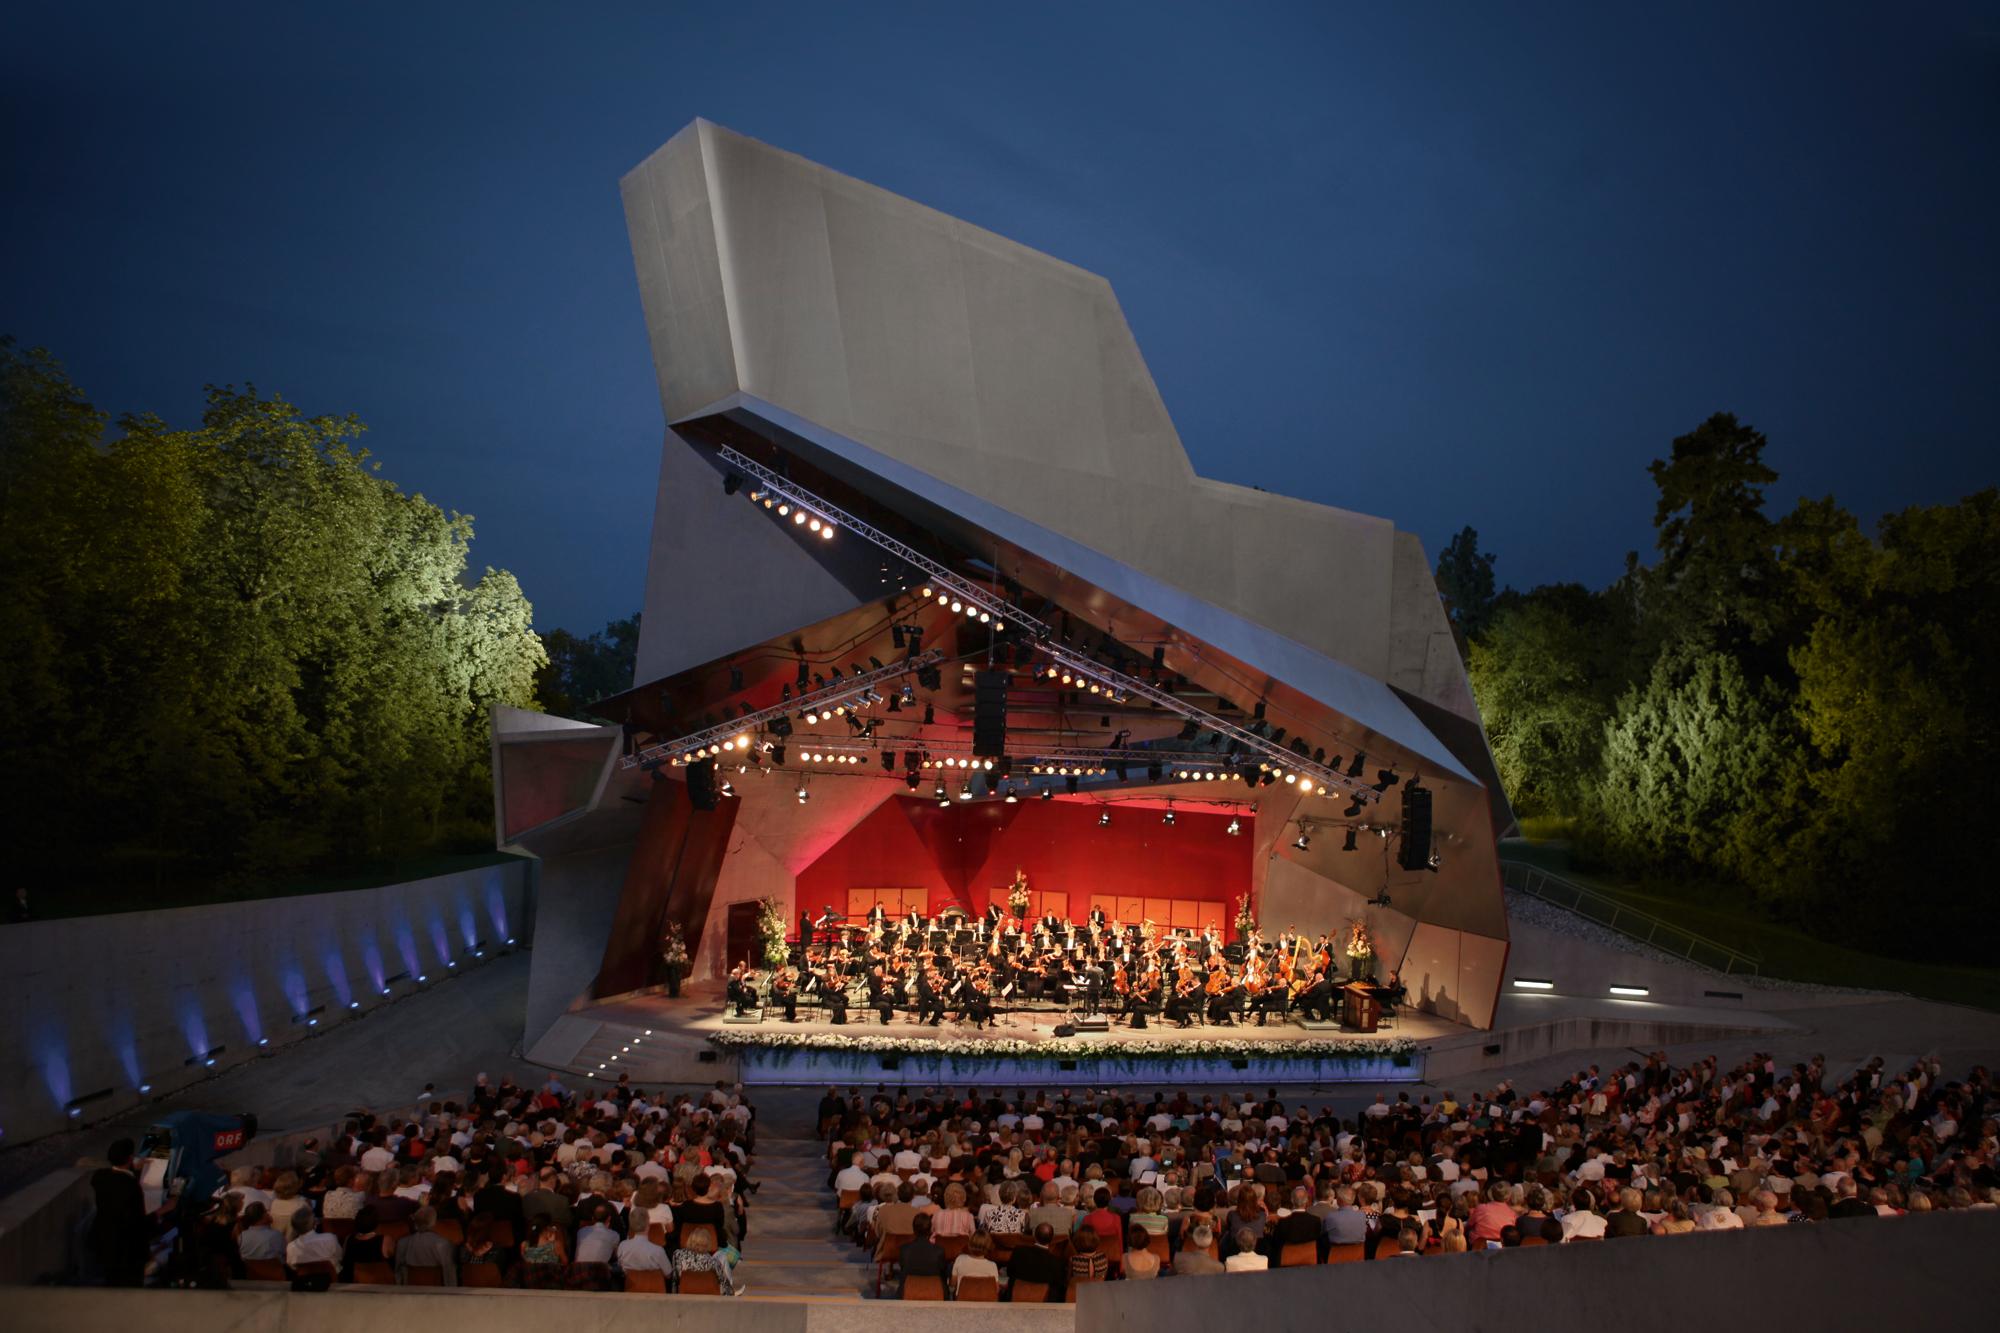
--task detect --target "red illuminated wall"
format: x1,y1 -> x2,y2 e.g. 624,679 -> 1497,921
794,797 -> 1251,920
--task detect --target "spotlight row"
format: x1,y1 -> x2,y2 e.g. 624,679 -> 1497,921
923,756 -> 997,770
1038,664 -> 1128,702
797,751 -> 865,765
1028,763 -> 1109,777
917,585 -> 1005,629
745,486 -> 837,540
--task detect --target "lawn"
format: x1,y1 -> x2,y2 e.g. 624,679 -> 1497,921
1500,838 -> 2000,1013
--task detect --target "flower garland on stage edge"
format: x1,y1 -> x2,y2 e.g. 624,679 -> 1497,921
706,1030 -> 1416,1062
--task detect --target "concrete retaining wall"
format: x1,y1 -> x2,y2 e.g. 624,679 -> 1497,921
0,862 -> 531,1146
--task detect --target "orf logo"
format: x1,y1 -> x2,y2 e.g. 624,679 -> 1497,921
212,1128 -> 246,1153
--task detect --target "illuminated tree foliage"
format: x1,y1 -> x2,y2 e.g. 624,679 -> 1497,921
0,342 -> 546,891
1465,410 -> 1999,957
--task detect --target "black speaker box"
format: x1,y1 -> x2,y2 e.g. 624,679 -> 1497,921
972,670 -> 1009,756
1053,1023 -> 1077,1038
687,758 -> 720,810
1398,782 -> 1433,871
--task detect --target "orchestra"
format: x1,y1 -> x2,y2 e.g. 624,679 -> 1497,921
724,903 -> 1376,1031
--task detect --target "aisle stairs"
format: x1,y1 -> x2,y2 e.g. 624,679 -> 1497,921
736,1125 -> 873,1301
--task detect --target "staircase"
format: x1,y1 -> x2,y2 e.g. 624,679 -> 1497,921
736,1127 -> 873,1301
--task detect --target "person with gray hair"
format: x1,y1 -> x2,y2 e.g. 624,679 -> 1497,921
393,1206 -> 456,1285
1176,1223 -> 1225,1275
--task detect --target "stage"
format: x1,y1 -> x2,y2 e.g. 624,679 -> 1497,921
523,979 -> 1803,1090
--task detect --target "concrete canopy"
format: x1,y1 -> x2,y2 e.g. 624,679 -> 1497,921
496,119 -> 1513,1043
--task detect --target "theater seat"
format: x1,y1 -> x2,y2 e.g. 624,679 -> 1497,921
351,1262 -> 395,1285
1325,1243 -> 1366,1265
1279,1241 -> 1317,1267
902,1275 -> 946,1300
243,1258 -> 286,1282
624,1270 -> 667,1293
1010,1280 -> 1051,1303
403,1265 -> 444,1286
957,1275 -> 1000,1301
460,1262 -> 504,1287
679,1269 -> 722,1295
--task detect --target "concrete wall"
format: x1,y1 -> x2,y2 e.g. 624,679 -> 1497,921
1502,914 -> 1772,1008
0,862 -> 529,1146
9,1285 -> 1074,1331
1077,1209 -> 2000,1333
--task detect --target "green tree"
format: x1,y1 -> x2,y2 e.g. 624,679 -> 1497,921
0,342 -> 547,893
536,613 -> 641,718
1467,584 -> 1619,815
1646,412 -> 1782,652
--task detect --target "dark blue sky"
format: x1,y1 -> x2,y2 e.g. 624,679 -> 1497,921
5,3 -> 1995,634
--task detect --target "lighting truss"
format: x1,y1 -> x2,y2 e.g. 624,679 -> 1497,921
1039,645 -> 1378,803
623,649 -> 945,770
717,444 -> 1050,637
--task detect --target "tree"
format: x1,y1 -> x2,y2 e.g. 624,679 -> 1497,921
0,342 -> 547,891
536,613 -> 641,718
1467,584 -> 1619,816
1645,412 -> 1782,652
1435,526 -> 1499,650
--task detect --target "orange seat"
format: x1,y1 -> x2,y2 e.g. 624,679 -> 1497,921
324,1217 -> 354,1240
489,1220 -> 516,1248
838,1188 -> 861,1211
873,1230 -> 913,1297
243,1258 -> 286,1282
378,1220 -> 412,1245
1146,1232 -> 1171,1269
957,1275 -> 1000,1301
351,1262 -> 396,1285
1325,1242 -> 1365,1265
1279,1241 -> 1318,1267
679,1268 -> 722,1295
460,1262 -> 504,1287
1520,1236 -> 1549,1248
432,1219 -> 464,1246
940,1234 -> 968,1261
624,1269 -> 668,1293
902,1274 -> 946,1300
1065,1272 -> 1103,1303
292,1261 -> 336,1281
403,1265 -> 444,1286
1010,1279 -> 1051,1303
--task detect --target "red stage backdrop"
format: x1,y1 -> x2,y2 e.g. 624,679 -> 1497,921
794,797 -> 1251,927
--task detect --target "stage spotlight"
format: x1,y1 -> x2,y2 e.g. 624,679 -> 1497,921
1040,786 -> 1053,801
1373,769 -> 1401,793
1066,775 -> 1079,795
796,784 -> 809,803
1347,751 -> 1366,778
1226,817 -> 1241,835
1162,801 -> 1176,826
1004,785 -> 1018,803
1343,797 -> 1363,818
958,783 -> 972,801
771,744 -> 786,764
793,510 -> 807,526
1342,829 -> 1359,852
1177,719 -> 1199,741
905,771 -> 920,791
796,661 -> 810,689
1098,807 -> 1111,827
777,502 -> 791,516
923,703 -> 935,725
723,472 -> 743,496
719,782 -> 735,798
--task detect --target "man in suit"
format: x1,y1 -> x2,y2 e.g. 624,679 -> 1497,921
868,901 -> 888,929
89,1138 -> 149,1286
898,1213 -> 946,1294
394,1207 -> 458,1286
1007,1222 -> 1066,1294
1175,1223 -> 1224,1276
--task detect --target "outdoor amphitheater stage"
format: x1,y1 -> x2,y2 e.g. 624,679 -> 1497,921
523,981 -> 1802,1090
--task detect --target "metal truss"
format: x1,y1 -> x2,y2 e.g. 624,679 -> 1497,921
623,649 -> 946,771
716,445 -> 1050,638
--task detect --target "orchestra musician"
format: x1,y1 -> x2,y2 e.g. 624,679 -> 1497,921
915,962 -> 945,1026
726,961 -> 758,1017
868,900 -> 887,929
770,964 -> 799,1021
865,964 -> 896,1025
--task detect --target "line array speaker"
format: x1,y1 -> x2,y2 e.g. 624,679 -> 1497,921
1397,781 -> 1432,871
972,670 -> 1009,756
687,758 -> 720,811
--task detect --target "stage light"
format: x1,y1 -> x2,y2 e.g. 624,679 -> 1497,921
1004,786 -> 1018,803
979,610 -> 990,623
923,703 -> 935,725
777,502 -> 791,516
1372,769 -> 1399,793
1512,978 -> 1555,991
796,785 -> 809,803
1293,829 -> 1311,851
958,783 -> 972,801
1040,787 -> 1053,801
720,782 -> 735,798
821,524 -> 834,539
1162,802 -> 1176,826
1347,752 -> 1366,778
950,599 -> 963,613
1609,985 -> 1650,997
139,1083 -> 152,1094
1342,829 -> 1358,852
1284,773 -> 1297,785
793,510 -> 807,526
921,586 -> 933,598
1098,807 -> 1111,827
1343,798 -> 1363,818
935,782 -> 947,800
808,517 -> 821,532
1227,817 -> 1241,835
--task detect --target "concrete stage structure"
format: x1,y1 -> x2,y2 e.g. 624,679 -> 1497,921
497,119 -> 1530,1079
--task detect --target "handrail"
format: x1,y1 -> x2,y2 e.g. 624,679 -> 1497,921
1500,859 -> 1761,977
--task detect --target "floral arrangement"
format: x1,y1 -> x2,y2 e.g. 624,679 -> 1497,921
1233,893 -> 1257,936
706,1030 -> 1416,1060
755,897 -> 791,968
1345,920 -> 1374,960
1006,872 -> 1031,918
660,924 -> 689,968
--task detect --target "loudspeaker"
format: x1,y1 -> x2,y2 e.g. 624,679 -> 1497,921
1053,1023 -> 1077,1038
687,759 -> 720,810
973,670 -> 1008,756
1398,781 -> 1433,871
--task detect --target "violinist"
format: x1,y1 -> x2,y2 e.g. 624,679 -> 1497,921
866,964 -> 896,1025
726,961 -> 759,1017
818,958 -> 849,1025
1205,961 -> 1243,1026
915,963 -> 945,1027
1294,962 -> 1336,1023
770,964 -> 799,1022
1166,970 -> 1203,1029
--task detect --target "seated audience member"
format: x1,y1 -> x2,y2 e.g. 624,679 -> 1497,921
1008,1222 -> 1067,1291
267,1173 -> 311,1233
1123,1230 -> 1162,1279
617,1215 -> 672,1272
459,1215 -> 506,1268
978,1179 -> 1029,1234
1223,1227 -> 1268,1271
899,1213 -> 946,1294
574,1202 -> 621,1264
285,1209 -> 343,1271
671,1222 -> 739,1295
1469,1181 -> 1518,1244
394,1207 -> 457,1286
1068,1225 -> 1109,1284
1175,1224 -> 1225,1276
237,1202 -> 285,1262
932,1182 -> 977,1236
340,1207 -> 389,1282
950,1231 -> 1001,1296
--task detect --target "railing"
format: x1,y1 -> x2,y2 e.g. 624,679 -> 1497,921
1500,860 -> 1761,977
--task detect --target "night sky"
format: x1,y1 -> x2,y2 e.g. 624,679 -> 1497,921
5,3 -> 1994,635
